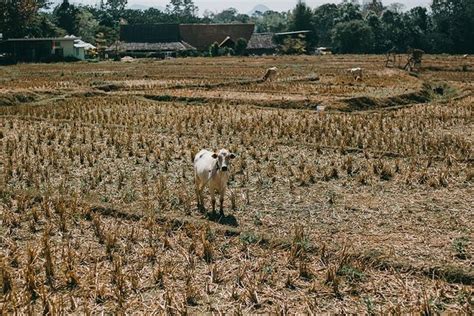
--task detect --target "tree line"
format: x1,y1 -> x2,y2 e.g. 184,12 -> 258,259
291,0 -> 473,54
0,0 -> 472,54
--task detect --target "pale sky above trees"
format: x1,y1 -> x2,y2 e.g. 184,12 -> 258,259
64,0 -> 431,14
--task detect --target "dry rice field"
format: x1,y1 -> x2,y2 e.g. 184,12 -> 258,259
0,55 -> 473,314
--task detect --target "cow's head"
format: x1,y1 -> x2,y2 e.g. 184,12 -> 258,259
212,149 -> 236,172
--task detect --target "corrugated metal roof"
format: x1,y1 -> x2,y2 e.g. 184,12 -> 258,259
275,30 -> 311,36
74,39 -> 96,50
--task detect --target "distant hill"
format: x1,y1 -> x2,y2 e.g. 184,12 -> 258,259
248,4 -> 271,16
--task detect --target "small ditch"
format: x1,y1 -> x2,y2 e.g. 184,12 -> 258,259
342,82 -> 456,112
0,91 -> 40,106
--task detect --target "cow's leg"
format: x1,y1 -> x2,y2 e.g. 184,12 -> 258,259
197,186 -> 203,210
195,176 -> 203,210
219,187 -> 225,215
210,188 -> 216,214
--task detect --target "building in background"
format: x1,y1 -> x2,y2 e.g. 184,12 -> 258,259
179,24 -> 254,51
73,38 -> 96,60
109,23 -> 255,57
246,33 -> 278,55
0,36 -> 94,62
109,23 -> 193,57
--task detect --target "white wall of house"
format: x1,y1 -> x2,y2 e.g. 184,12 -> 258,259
51,40 -> 75,58
74,47 -> 85,60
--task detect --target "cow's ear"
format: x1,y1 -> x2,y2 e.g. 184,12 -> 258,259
229,153 -> 236,159
211,153 -> 218,159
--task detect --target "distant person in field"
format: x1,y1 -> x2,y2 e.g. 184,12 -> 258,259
262,67 -> 278,82
347,67 -> 363,81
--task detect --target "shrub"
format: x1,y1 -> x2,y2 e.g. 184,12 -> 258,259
235,38 -> 248,55
209,42 -> 219,57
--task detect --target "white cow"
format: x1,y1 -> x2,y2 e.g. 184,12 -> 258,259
347,67 -> 363,81
262,67 -> 278,82
194,149 -> 236,215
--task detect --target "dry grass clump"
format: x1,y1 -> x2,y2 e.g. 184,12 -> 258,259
0,55 -> 472,313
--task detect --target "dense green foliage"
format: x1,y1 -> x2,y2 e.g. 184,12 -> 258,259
0,0 -> 472,54
234,38 -> 248,56
292,0 -> 473,53
289,0 -> 316,47
209,42 -> 219,57
281,36 -> 307,55
331,20 -> 373,53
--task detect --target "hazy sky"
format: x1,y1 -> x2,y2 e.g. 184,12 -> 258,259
68,0 -> 431,14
